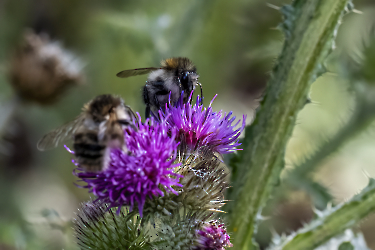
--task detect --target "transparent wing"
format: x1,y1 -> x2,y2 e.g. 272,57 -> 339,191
116,67 -> 159,78
37,114 -> 86,151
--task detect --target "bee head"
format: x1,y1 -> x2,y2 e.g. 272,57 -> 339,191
162,57 -> 199,97
88,95 -> 124,122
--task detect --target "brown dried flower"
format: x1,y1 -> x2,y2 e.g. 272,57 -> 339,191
8,30 -> 84,105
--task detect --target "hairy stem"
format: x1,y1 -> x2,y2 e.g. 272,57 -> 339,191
270,178 -> 375,250
228,0 -> 351,249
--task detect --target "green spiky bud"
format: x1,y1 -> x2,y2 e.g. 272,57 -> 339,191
73,201 -> 152,250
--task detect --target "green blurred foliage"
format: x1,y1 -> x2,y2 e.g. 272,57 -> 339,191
1,0 -> 375,249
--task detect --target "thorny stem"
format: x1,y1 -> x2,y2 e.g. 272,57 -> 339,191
271,178 -> 375,250
227,0 -> 351,249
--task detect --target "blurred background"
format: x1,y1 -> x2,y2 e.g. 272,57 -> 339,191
1,0 -> 375,249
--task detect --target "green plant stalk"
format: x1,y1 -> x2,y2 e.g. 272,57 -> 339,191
272,178 -> 375,250
228,0 -> 350,249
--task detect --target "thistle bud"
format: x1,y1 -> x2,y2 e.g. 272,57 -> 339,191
74,201 -> 152,250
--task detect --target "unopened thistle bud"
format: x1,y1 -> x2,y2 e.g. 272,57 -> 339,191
74,201 -> 152,250
152,210 -> 212,250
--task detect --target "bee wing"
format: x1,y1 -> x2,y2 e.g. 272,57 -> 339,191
116,67 -> 160,78
37,114 -> 86,151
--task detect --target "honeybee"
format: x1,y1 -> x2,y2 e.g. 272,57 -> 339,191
37,94 -> 136,172
116,57 -> 202,117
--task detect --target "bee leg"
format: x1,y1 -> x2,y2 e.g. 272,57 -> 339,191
145,105 -> 151,118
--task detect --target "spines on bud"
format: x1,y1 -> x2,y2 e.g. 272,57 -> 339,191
73,201 -> 151,250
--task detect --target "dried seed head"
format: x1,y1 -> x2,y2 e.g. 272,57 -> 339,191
8,30 -> 84,105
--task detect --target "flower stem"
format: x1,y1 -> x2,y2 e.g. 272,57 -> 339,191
270,178 -> 375,250
227,0 -> 351,249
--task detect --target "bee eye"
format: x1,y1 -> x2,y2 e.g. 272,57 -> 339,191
180,72 -> 189,88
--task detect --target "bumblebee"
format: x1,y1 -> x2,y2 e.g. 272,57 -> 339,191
37,94 -> 135,171
117,57 -> 202,117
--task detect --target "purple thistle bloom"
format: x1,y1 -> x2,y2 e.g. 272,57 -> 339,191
75,116 -> 182,216
195,220 -> 232,250
158,92 -> 246,154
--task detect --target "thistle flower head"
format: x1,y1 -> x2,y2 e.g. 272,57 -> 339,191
158,92 -> 246,155
74,201 -> 151,250
76,117 -> 182,216
142,149 -> 229,224
194,220 -> 232,250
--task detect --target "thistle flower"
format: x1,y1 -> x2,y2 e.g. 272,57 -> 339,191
76,118 -> 182,216
158,93 -> 246,155
176,151 -> 230,212
142,149 -> 229,223
194,220 -> 232,250
73,201 -> 151,250
8,30 -> 84,105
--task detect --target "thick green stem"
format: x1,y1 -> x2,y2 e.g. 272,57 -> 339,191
270,178 -> 375,250
228,0 -> 350,249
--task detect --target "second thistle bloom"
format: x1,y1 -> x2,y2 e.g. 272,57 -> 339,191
194,220 -> 232,250
76,117 -> 182,216
158,93 -> 246,154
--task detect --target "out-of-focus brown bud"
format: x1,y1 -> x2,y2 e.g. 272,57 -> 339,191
8,30 -> 84,105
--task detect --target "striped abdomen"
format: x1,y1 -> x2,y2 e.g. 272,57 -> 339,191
73,131 -> 106,172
